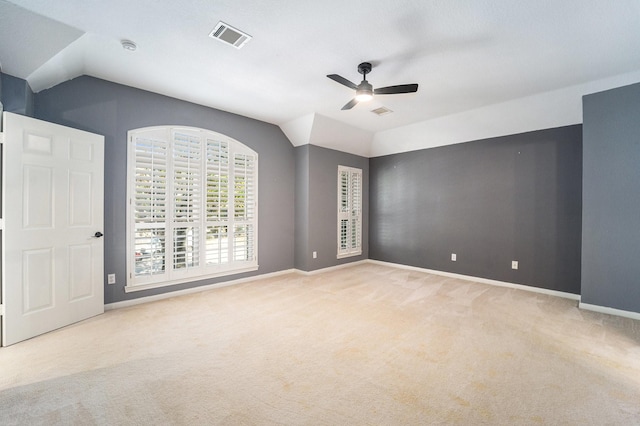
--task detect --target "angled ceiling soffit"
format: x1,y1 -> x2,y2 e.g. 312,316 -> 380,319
0,1 -> 83,80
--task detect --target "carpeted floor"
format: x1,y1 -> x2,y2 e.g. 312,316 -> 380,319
1,263 -> 639,425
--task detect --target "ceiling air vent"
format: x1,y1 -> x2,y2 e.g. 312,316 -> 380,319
209,21 -> 252,49
371,106 -> 393,116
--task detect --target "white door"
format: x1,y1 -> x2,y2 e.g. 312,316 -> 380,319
1,112 -> 104,346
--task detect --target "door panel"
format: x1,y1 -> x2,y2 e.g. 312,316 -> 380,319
23,165 -> 54,228
69,171 -> 93,226
22,248 -> 54,313
2,111 -> 105,346
69,243 -> 94,300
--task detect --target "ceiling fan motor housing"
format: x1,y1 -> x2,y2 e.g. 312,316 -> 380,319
356,63 -> 373,100
358,80 -> 373,91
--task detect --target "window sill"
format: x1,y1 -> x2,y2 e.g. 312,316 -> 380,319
336,251 -> 362,260
124,265 -> 259,293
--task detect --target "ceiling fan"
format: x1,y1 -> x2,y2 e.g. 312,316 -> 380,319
327,62 -> 419,110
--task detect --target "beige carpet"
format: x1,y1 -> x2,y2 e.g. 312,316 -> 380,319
1,263 -> 639,425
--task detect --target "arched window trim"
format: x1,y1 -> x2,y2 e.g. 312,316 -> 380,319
125,125 -> 258,292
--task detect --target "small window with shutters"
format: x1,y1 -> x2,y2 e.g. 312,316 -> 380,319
337,165 -> 362,259
126,126 -> 258,291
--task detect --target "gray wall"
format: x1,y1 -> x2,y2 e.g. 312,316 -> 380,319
582,83 -> 640,312
294,145 -> 310,271
34,76 -> 295,304
370,125 -> 583,294
0,73 -> 34,117
295,144 -> 369,271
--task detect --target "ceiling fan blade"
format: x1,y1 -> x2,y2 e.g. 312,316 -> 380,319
341,98 -> 359,110
374,84 -> 419,95
327,74 -> 358,90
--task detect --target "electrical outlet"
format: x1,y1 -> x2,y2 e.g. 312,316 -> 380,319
107,274 -> 116,284
312,251 -> 317,259
451,253 -> 457,261
512,261 -> 518,270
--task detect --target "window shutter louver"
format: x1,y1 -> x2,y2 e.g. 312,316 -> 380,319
233,153 -> 257,262
205,139 -> 230,266
350,170 -> 362,252
172,132 -> 202,272
133,136 -> 168,278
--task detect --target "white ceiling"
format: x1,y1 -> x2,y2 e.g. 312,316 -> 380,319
1,0 -> 640,156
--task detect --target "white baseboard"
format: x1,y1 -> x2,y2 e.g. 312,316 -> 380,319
106,260 -> 640,322
295,260 -> 369,276
578,302 -> 640,321
365,259 -> 581,301
106,261 -> 370,311
105,269 -> 297,311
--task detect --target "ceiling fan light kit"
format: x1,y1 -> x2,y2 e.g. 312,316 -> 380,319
327,62 -> 418,110
355,84 -> 373,102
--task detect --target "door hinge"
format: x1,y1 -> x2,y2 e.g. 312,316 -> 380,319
0,218 -> 4,230
0,304 -> 4,316
0,131 -> 4,144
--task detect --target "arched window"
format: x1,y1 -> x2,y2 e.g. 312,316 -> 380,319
126,126 -> 258,291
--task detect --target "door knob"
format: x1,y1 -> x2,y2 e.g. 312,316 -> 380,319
94,232 -> 104,238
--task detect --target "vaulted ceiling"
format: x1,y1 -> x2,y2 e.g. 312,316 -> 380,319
2,0 -> 640,156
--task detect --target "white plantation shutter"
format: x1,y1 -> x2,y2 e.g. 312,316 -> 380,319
205,139 -> 230,265
132,131 -> 168,283
233,153 -> 257,262
127,126 -> 258,291
337,166 -> 362,258
172,132 -> 201,275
